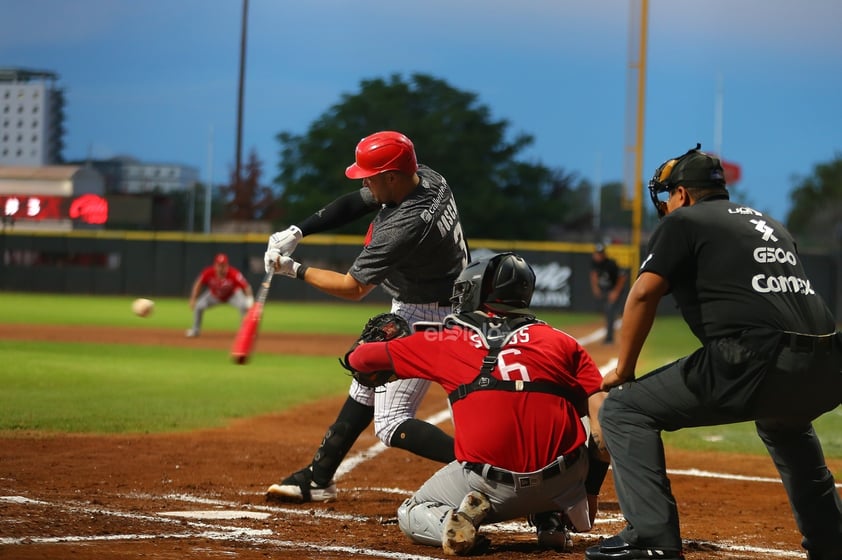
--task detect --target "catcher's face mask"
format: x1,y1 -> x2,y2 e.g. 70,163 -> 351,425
450,261 -> 486,314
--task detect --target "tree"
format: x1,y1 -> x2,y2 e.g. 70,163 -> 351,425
786,154 -> 842,250
221,148 -> 280,221
273,73 -> 584,240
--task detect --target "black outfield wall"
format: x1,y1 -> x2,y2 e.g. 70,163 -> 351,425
0,230 -> 838,317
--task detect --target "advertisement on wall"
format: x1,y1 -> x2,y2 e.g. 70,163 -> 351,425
470,248 -> 572,309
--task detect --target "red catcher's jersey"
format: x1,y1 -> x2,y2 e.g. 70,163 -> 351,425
198,266 -> 249,302
358,322 -> 603,472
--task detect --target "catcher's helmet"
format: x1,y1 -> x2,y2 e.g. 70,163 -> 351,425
648,143 -> 726,217
345,131 -> 418,179
450,252 -> 536,315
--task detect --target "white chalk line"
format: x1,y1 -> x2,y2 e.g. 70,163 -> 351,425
0,493 -> 442,559
0,490 -> 805,558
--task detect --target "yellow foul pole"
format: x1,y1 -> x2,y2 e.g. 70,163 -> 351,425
631,0 -> 649,278
630,0 -> 649,279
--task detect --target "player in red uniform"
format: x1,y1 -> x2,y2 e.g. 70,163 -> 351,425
347,253 -> 608,555
186,253 -> 254,337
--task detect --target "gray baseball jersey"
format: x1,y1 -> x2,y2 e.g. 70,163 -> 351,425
347,165 -> 469,445
350,165 -> 469,304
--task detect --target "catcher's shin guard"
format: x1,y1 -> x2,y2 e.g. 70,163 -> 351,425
310,396 -> 374,486
389,418 -> 455,463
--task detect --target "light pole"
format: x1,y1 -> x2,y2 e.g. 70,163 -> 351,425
204,125 -> 213,233
234,0 -> 249,200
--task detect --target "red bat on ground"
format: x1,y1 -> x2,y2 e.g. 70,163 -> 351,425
231,271 -> 273,364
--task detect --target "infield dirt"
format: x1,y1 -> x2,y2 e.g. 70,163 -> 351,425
0,323 -> 838,559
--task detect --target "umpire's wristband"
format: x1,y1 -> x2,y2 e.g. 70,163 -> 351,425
295,264 -> 309,280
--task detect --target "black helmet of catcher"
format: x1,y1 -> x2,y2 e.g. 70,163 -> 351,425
450,252 -> 536,315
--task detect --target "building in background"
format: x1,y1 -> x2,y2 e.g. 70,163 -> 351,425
73,156 -> 199,195
1,67 -> 199,232
0,67 -> 65,166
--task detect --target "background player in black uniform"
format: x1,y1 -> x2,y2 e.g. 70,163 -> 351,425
589,243 -> 627,344
587,145 -> 842,560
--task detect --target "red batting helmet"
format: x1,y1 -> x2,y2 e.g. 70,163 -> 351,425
345,131 -> 418,179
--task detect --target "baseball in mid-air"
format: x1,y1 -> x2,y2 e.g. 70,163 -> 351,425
132,298 -> 155,318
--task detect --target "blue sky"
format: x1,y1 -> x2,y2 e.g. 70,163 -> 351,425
3,0 -> 840,221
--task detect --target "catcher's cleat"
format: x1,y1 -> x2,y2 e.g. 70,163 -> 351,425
442,491 -> 491,555
266,468 -> 336,503
532,511 -> 573,551
585,534 -> 684,560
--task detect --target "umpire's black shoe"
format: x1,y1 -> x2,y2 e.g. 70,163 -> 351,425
585,535 -> 684,560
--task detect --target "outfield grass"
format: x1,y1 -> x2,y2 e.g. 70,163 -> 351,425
0,339 -> 349,433
0,292 -> 602,333
1,292 -> 839,458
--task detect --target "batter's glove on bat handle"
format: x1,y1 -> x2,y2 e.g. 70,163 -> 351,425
263,248 -> 281,274
273,255 -> 305,279
267,225 -> 303,257
338,313 -> 411,388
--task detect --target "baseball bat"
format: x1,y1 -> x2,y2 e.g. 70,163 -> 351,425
230,271 -> 274,365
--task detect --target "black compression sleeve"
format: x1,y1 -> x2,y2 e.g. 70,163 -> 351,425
585,438 -> 611,495
297,190 -> 376,236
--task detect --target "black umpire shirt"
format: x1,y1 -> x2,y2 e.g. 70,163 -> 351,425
640,194 -> 836,344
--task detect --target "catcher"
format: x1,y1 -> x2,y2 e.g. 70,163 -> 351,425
343,253 -> 610,555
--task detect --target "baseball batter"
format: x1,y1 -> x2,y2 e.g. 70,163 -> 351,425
589,146 -> 842,560
263,131 -> 469,502
347,253 -> 608,555
186,253 -> 254,337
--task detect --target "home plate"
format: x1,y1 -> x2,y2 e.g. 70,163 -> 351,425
158,510 -> 271,520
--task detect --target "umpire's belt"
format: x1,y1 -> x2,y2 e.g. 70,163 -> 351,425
780,331 -> 836,356
463,446 -> 583,489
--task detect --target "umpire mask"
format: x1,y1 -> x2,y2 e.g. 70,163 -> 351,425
648,143 -> 726,218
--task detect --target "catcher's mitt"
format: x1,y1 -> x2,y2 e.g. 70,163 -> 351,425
339,313 -> 411,388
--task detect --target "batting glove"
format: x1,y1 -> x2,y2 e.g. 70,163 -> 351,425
264,248 -> 281,274
275,255 -> 303,279
267,225 -> 303,256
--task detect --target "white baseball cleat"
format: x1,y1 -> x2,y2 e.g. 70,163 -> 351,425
265,468 -> 337,503
266,481 -> 336,502
185,329 -> 199,338
442,491 -> 491,555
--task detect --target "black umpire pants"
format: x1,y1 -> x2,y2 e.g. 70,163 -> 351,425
599,330 -> 842,556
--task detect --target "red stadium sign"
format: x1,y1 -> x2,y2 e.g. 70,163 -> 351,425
721,159 -> 742,185
1,194 -> 109,224
69,194 -> 109,225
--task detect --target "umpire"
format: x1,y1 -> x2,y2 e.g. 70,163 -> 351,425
588,144 -> 842,560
